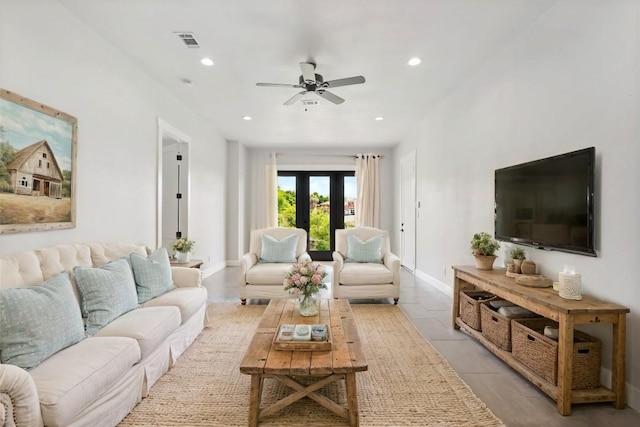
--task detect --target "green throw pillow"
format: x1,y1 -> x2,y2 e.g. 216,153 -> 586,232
73,258 -> 139,336
260,234 -> 298,263
346,234 -> 384,263
0,272 -> 85,370
130,247 -> 176,303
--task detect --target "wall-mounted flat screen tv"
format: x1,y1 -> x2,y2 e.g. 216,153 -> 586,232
494,147 -> 596,257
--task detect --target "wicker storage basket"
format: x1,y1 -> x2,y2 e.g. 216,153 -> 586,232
459,290 -> 495,331
479,302 -> 537,351
512,318 -> 601,389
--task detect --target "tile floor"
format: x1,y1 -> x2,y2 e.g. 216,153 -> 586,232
203,266 -> 640,427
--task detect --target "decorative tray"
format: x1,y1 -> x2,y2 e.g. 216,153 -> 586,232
514,274 -> 553,288
272,324 -> 332,351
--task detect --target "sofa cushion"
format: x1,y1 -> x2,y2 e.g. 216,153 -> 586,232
130,248 -> 176,303
73,258 -> 139,336
246,263 -> 294,286
339,263 -> 394,286
88,243 -> 147,267
29,336 -> 140,427
0,272 -> 85,370
260,234 -> 298,263
94,306 -> 181,359
0,250 -> 44,287
142,287 -> 208,325
347,234 -> 383,263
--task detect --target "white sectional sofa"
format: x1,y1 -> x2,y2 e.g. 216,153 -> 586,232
0,243 -> 208,427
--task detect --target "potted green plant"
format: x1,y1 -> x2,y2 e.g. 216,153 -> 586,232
509,247 -> 526,273
470,232 -> 500,270
171,237 -> 195,263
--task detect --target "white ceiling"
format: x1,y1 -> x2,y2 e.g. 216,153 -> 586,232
59,0 -> 556,148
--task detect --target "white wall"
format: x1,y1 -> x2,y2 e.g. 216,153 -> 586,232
0,1 -> 227,272
394,0 -> 640,409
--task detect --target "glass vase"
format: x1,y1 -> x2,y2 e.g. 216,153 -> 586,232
298,291 -> 319,316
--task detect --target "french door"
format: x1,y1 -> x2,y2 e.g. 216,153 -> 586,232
278,171 -> 356,261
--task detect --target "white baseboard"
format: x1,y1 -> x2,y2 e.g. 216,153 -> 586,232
226,260 -> 241,267
413,268 -> 639,412
600,366 -> 640,412
414,269 -> 452,297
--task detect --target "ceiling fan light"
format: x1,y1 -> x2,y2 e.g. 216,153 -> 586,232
407,57 -> 422,66
200,57 -> 214,66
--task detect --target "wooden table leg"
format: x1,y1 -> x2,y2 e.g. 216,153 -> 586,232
248,374 -> 262,427
345,373 -> 359,427
452,276 -> 461,329
557,314 -> 574,415
612,313 -> 627,409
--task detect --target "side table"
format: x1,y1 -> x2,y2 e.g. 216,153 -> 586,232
169,259 -> 203,269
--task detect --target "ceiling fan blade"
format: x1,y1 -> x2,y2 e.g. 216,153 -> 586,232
299,62 -> 316,83
323,75 -> 366,88
256,82 -> 302,88
317,90 -> 345,104
284,91 -> 308,105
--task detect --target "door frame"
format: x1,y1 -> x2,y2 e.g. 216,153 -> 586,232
156,118 -> 191,250
400,150 -> 417,271
278,171 -> 354,260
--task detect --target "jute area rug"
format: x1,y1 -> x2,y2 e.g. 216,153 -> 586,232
119,303 -> 504,427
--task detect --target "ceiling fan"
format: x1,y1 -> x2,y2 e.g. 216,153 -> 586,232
256,62 -> 365,105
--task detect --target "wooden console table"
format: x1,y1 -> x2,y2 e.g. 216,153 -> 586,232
452,265 -> 629,416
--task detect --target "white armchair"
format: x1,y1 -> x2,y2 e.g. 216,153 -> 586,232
332,227 -> 401,304
240,227 -> 311,305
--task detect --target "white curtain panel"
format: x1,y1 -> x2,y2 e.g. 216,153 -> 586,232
355,153 -> 380,228
250,151 -> 278,229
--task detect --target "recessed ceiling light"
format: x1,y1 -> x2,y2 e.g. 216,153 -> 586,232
200,57 -> 214,66
242,116 -> 252,121
375,116 -> 384,121
407,57 -> 422,66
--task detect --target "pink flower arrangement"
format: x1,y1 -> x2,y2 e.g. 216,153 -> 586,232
283,261 -> 328,296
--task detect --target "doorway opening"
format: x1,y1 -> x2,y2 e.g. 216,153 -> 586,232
278,171 -> 356,260
156,118 -> 191,251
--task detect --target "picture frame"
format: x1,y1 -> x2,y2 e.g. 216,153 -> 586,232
0,89 -> 77,233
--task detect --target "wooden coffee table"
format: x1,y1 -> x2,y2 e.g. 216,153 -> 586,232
240,298 -> 367,427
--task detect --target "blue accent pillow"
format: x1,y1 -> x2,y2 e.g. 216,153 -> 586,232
0,272 -> 85,370
347,234 -> 384,263
73,258 -> 139,336
130,248 -> 176,303
260,234 -> 298,263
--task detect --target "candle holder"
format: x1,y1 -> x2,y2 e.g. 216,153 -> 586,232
559,272 -> 582,300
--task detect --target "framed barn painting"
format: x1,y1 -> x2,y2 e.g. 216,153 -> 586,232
0,89 -> 77,233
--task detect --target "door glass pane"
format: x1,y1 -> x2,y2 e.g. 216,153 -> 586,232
278,176 -> 296,228
344,176 -> 357,229
309,176 -> 330,250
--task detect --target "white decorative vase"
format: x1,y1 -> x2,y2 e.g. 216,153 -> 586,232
175,251 -> 190,263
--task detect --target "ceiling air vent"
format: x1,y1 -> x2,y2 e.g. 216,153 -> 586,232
175,32 -> 200,48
